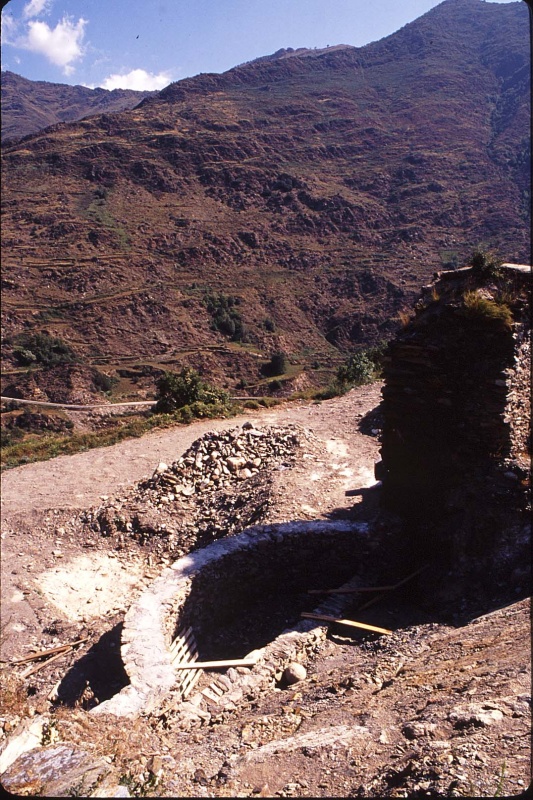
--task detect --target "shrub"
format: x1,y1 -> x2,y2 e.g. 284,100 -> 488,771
262,350 -> 288,377
92,370 -> 116,393
397,309 -> 413,328
461,291 -> 513,329
178,404 -> 193,423
15,348 -> 37,365
314,381 -> 349,401
155,368 -> 229,414
12,332 -> 77,367
337,351 -> 376,387
203,291 -> 248,342
1,426 -> 25,448
258,397 -> 279,407
469,249 -> 503,278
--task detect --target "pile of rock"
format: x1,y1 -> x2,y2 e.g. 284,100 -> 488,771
89,423 -> 316,555
140,422 -> 303,504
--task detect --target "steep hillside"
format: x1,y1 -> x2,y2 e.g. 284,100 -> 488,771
0,71 -> 154,144
1,0 -> 530,400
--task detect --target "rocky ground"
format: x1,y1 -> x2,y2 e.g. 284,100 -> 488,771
0,384 -> 530,797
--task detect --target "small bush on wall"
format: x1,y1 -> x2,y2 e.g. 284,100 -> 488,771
461,291 -> 513,329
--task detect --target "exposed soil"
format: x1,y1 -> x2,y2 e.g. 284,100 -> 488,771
0,384 -> 530,797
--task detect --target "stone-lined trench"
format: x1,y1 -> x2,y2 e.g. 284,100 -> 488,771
177,525 -> 372,662
91,265 -> 531,723
92,520 -> 375,721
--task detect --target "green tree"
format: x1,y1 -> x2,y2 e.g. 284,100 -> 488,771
261,350 -> 288,377
12,332 -> 77,366
155,368 -> 228,414
337,343 -> 386,388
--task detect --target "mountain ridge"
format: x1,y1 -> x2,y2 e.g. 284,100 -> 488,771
0,70 -> 154,144
1,0 -> 530,402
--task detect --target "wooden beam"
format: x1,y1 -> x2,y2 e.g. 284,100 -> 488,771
301,612 -> 392,635
21,650 -> 68,679
308,565 -> 429,600
173,658 -> 257,670
13,637 -> 89,665
357,564 -> 429,612
308,585 -> 396,595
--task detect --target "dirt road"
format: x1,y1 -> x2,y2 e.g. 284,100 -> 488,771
0,385 -> 382,663
1,385 -> 382,518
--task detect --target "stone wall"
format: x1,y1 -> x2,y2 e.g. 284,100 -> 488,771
92,520 -> 373,720
378,263 -> 531,593
177,526 -> 370,661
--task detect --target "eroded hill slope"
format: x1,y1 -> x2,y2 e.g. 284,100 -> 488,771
1,0 -> 530,398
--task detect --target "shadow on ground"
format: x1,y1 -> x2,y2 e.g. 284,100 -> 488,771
54,623 -> 128,709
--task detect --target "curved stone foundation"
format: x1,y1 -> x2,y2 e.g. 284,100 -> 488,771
93,520 -> 370,719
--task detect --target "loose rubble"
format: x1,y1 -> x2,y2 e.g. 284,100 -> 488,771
83,423 -> 318,556
283,663 -> 307,684
142,422 -> 303,501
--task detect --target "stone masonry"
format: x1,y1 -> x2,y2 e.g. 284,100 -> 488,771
92,520 -> 370,721
378,262 -> 531,593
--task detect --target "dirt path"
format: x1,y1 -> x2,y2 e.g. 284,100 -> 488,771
0,396 -> 155,409
0,385 -> 382,518
0,385 -> 382,663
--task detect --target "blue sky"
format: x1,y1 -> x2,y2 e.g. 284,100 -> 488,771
0,0 -> 522,90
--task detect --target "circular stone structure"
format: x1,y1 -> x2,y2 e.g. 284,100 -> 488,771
93,520 -> 370,720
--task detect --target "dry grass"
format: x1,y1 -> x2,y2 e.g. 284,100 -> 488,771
397,309 -> 413,328
461,291 -> 513,329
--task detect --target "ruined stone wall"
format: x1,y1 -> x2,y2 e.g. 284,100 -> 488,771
378,264 -> 531,591
504,321 -> 531,461
176,527 -> 368,660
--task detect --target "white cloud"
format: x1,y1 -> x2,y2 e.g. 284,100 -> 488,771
100,68 -> 171,91
0,12 -> 19,45
23,0 -> 51,20
25,15 -> 87,74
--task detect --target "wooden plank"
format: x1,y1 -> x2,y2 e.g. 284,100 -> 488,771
181,667 -> 202,700
13,637 -> 89,665
170,627 -> 195,651
20,650 -> 67,678
179,640 -> 200,699
308,585 -> 396,595
391,564 -> 429,590
301,613 -> 392,635
202,688 -> 224,705
170,628 -> 197,662
204,682 -> 224,698
174,659 -> 257,670
309,566 -> 429,598
357,565 -> 429,612
169,626 -> 201,699
170,640 -> 191,664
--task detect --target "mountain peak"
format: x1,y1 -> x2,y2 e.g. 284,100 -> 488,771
0,72 -> 154,143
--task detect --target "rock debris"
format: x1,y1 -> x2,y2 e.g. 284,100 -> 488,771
85,423 -> 318,556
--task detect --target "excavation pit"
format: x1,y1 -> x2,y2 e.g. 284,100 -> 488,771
93,519 -> 375,720
176,525 -> 372,661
